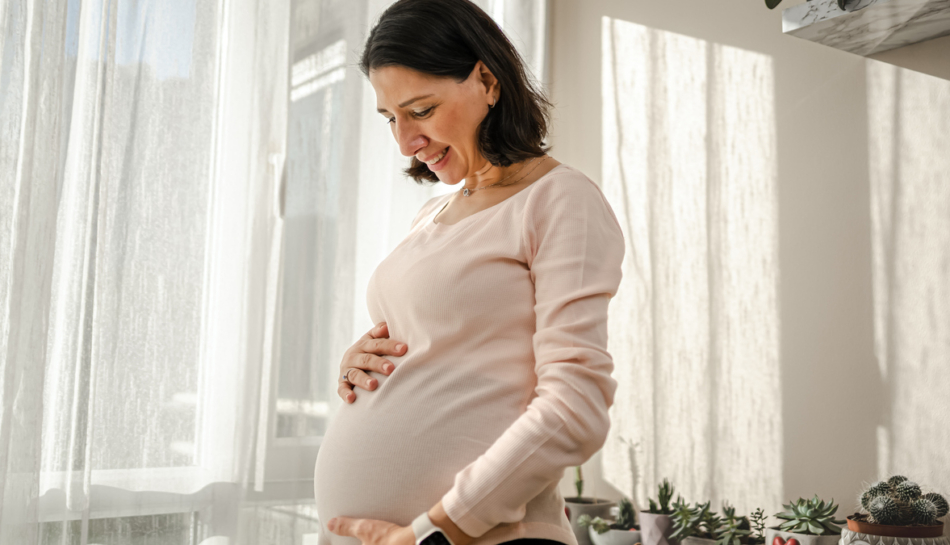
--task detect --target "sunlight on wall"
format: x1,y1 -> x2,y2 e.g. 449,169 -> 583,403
867,61 -> 950,493
600,16 -> 782,514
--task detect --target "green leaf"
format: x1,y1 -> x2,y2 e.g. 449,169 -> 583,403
807,521 -> 824,535
766,0 -> 783,8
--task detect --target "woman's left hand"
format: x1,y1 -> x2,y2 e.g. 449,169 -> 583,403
327,516 -> 416,545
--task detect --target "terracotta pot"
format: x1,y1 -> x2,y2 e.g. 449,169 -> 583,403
845,515 -> 945,538
765,526 -> 842,545
589,526 -> 642,545
639,512 -> 676,545
566,498 -> 617,545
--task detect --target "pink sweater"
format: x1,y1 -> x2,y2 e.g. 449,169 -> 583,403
314,163 -> 625,545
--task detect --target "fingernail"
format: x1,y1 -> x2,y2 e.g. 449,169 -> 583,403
383,363 -> 394,373
395,343 -> 404,351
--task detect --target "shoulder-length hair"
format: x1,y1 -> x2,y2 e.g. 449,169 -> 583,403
359,0 -> 553,184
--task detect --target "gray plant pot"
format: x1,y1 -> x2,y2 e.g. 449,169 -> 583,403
765,527 -> 843,545
590,526 -> 643,545
566,498 -> 617,545
639,512 -> 676,545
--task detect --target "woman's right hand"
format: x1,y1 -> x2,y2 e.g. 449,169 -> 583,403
338,322 -> 407,404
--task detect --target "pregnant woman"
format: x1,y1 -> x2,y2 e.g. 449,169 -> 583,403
313,2 -> 625,545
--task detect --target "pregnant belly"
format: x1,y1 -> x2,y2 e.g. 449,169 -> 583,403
313,362 -> 529,542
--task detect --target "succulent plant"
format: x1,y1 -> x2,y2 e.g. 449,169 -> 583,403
670,497 -> 701,540
578,513 -> 614,535
775,495 -> 845,535
859,474 -> 947,526
716,512 -> 751,545
748,508 -> 767,545
616,497 -> 638,530
648,479 -> 676,515
671,500 -> 723,540
575,466 -> 584,498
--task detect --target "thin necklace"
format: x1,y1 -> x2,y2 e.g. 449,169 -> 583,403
461,156 -> 547,197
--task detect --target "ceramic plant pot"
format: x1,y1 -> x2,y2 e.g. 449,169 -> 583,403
565,498 -> 617,545
765,527 -> 843,545
844,515 -> 946,540
639,512 -> 676,545
590,526 -> 642,545
680,537 -> 717,545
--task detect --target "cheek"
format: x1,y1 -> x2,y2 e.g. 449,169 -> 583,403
439,108 -> 478,145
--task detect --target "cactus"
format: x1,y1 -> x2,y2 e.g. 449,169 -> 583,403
616,497 -> 638,530
860,475 -> 947,527
894,481 -> 922,503
775,495 -> 845,535
923,492 -> 949,518
575,466 -> 584,498
868,495 -> 900,525
648,479 -> 676,515
868,480 -> 892,497
912,498 -> 939,526
888,475 -> 908,487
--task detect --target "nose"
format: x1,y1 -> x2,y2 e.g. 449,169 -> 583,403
393,118 -> 428,158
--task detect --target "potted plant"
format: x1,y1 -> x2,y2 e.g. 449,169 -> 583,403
566,466 -> 618,545
841,475 -> 948,545
715,505 -> 767,545
578,497 -> 642,545
641,479 -> 677,545
672,500 -> 723,545
766,496 -> 845,545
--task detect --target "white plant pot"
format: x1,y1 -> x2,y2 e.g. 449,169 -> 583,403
765,527 -> 843,545
590,526 -> 642,545
839,528 -> 949,545
639,512 -> 675,545
681,537 -> 717,545
566,499 -> 617,545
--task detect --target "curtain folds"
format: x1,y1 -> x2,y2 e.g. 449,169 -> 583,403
1,0 -> 550,543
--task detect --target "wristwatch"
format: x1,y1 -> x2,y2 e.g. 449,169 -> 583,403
411,511 -> 457,545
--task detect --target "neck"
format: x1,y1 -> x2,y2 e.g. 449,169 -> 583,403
463,157 -> 534,191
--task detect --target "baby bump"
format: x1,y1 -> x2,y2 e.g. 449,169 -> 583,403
313,363 -> 529,533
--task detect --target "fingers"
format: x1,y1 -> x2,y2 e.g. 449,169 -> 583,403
359,321 -> 388,342
337,381 -> 356,404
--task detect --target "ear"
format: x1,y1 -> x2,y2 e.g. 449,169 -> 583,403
470,60 -> 500,105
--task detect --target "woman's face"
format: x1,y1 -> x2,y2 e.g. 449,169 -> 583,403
369,62 -> 498,185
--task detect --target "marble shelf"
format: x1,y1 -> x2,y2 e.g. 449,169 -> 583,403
782,0 -> 950,56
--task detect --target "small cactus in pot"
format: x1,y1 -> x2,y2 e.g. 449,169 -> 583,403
640,479 -> 677,545
841,475 -> 948,545
579,497 -> 642,545
566,467 -> 617,545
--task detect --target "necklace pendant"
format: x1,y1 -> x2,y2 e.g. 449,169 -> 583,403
463,188 -> 471,197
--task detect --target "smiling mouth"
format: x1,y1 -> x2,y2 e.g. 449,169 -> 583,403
423,147 -> 449,165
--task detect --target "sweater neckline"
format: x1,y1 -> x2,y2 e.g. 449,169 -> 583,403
425,163 -> 570,232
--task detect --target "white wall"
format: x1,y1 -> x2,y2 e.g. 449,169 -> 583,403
550,0 -> 950,523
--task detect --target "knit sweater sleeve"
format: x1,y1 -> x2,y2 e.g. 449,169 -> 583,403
439,173 -> 625,538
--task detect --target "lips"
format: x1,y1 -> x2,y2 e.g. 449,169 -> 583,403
424,146 -> 451,172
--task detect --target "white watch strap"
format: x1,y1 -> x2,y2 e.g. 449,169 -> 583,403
411,511 -> 457,545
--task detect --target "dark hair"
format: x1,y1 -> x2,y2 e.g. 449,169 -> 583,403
359,0 -> 552,184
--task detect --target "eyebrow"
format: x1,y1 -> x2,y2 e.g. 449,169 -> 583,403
376,94 -> 435,114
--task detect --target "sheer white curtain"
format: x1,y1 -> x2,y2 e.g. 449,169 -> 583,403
599,17 -> 784,516
0,0 -> 549,543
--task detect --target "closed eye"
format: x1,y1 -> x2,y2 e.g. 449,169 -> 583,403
385,107 -> 435,125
